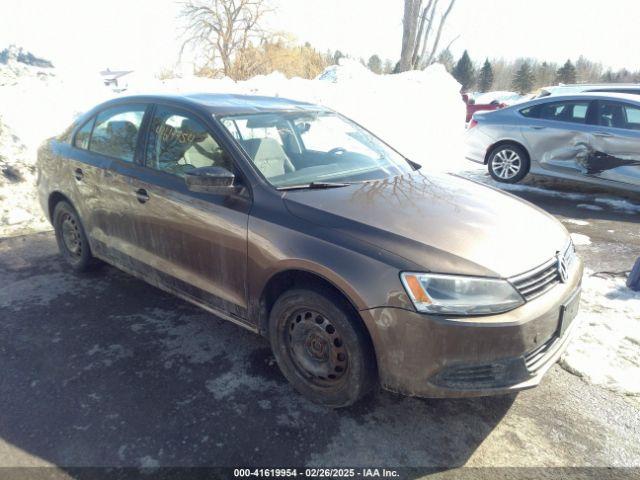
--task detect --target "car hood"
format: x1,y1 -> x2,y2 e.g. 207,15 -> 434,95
283,170 -> 569,278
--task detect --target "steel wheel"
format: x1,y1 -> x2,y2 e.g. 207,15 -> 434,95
53,200 -> 96,272
269,288 -> 376,407
286,308 -> 349,387
60,212 -> 83,259
491,149 -> 522,180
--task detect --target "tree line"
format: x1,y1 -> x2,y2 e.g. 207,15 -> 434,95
177,0 -> 639,94
447,50 -> 640,94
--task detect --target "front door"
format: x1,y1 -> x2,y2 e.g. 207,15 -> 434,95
587,100 -> 640,187
520,99 -> 596,178
104,104 -> 252,323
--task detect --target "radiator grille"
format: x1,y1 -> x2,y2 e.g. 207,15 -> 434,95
510,241 -> 576,301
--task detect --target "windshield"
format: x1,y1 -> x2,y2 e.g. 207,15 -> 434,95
219,111 -> 415,188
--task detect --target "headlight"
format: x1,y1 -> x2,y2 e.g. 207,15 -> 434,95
400,273 -> 524,316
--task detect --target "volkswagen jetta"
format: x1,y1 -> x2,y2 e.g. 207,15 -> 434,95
37,94 -> 583,407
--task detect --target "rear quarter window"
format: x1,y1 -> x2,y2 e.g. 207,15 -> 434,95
520,106 -> 538,118
74,118 -> 95,150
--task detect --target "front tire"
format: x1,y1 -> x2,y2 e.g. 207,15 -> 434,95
269,288 -> 376,408
488,144 -> 530,183
53,201 -> 95,272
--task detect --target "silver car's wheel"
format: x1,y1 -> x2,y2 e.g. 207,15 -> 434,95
488,144 -> 530,183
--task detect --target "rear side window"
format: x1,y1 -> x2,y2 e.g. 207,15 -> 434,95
74,118 -> 95,150
89,105 -> 146,162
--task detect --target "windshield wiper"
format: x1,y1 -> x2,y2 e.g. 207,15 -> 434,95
277,181 -> 350,191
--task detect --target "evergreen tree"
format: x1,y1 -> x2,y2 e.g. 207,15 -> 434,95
333,50 -> 344,65
512,61 -> 534,94
556,59 -> 577,84
477,58 -> 494,92
452,50 -> 475,91
367,55 -> 382,74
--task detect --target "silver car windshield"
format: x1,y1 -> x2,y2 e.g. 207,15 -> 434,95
219,112 -> 414,188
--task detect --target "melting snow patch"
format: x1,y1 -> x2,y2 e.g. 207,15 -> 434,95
561,270 -> 640,396
577,204 -> 604,212
570,233 -> 592,246
594,197 -> 640,214
563,219 -> 590,226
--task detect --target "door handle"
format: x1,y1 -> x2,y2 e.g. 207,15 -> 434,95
135,188 -> 149,204
594,131 -> 613,137
74,168 -> 84,181
530,126 -> 547,130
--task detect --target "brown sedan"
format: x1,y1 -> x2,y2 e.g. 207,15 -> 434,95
37,94 -> 583,407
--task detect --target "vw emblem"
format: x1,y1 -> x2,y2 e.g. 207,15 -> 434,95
557,253 -> 569,283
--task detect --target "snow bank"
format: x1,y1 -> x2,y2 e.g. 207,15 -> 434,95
561,271 -> 640,396
0,66 -> 113,236
0,117 -> 50,235
130,59 -> 467,172
0,58 -> 465,236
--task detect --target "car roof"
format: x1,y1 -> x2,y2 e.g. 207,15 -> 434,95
103,93 -> 326,116
541,83 -> 640,90
511,92 -> 640,110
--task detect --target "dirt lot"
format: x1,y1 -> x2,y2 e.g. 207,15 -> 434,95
0,180 -> 639,474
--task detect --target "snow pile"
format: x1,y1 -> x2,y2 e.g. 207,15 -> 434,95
561,271 -> 640,396
0,45 -> 55,87
0,116 -> 49,235
0,58 -> 466,236
130,59 -> 467,172
0,65 -> 113,236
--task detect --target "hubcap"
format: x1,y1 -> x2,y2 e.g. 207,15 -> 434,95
492,149 -> 522,179
286,309 -> 348,386
61,213 -> 82,258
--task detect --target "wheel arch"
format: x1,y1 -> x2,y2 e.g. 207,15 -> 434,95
256,268 -> 373,344
484,139 -> 531,165
48,191 -> 74,220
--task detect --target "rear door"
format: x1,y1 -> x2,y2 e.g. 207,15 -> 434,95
81,103 -> 150,252
103,103 -> 252,323
520,100 -> 597,178
67,104 -> 148,244
587,100 -> 640,187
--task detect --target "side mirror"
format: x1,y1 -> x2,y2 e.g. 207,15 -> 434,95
185,166 -> 238,195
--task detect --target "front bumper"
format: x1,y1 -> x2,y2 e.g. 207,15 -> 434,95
360,258 -> 583,398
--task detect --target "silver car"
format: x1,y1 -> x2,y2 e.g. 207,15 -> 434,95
466,93 -> 640,193
536,83 -> 640,98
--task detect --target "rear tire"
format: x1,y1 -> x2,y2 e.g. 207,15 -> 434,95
53,201 -> 95,272
269,288 -> 376,408
488,144 -> 530,183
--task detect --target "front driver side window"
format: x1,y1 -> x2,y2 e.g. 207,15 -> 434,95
146,106 -> 233,177
598,101 -> 640,131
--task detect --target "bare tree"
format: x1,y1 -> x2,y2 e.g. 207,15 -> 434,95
398,0 -> 457,72
179,0 -> 272,79
398,0 -> 422,72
